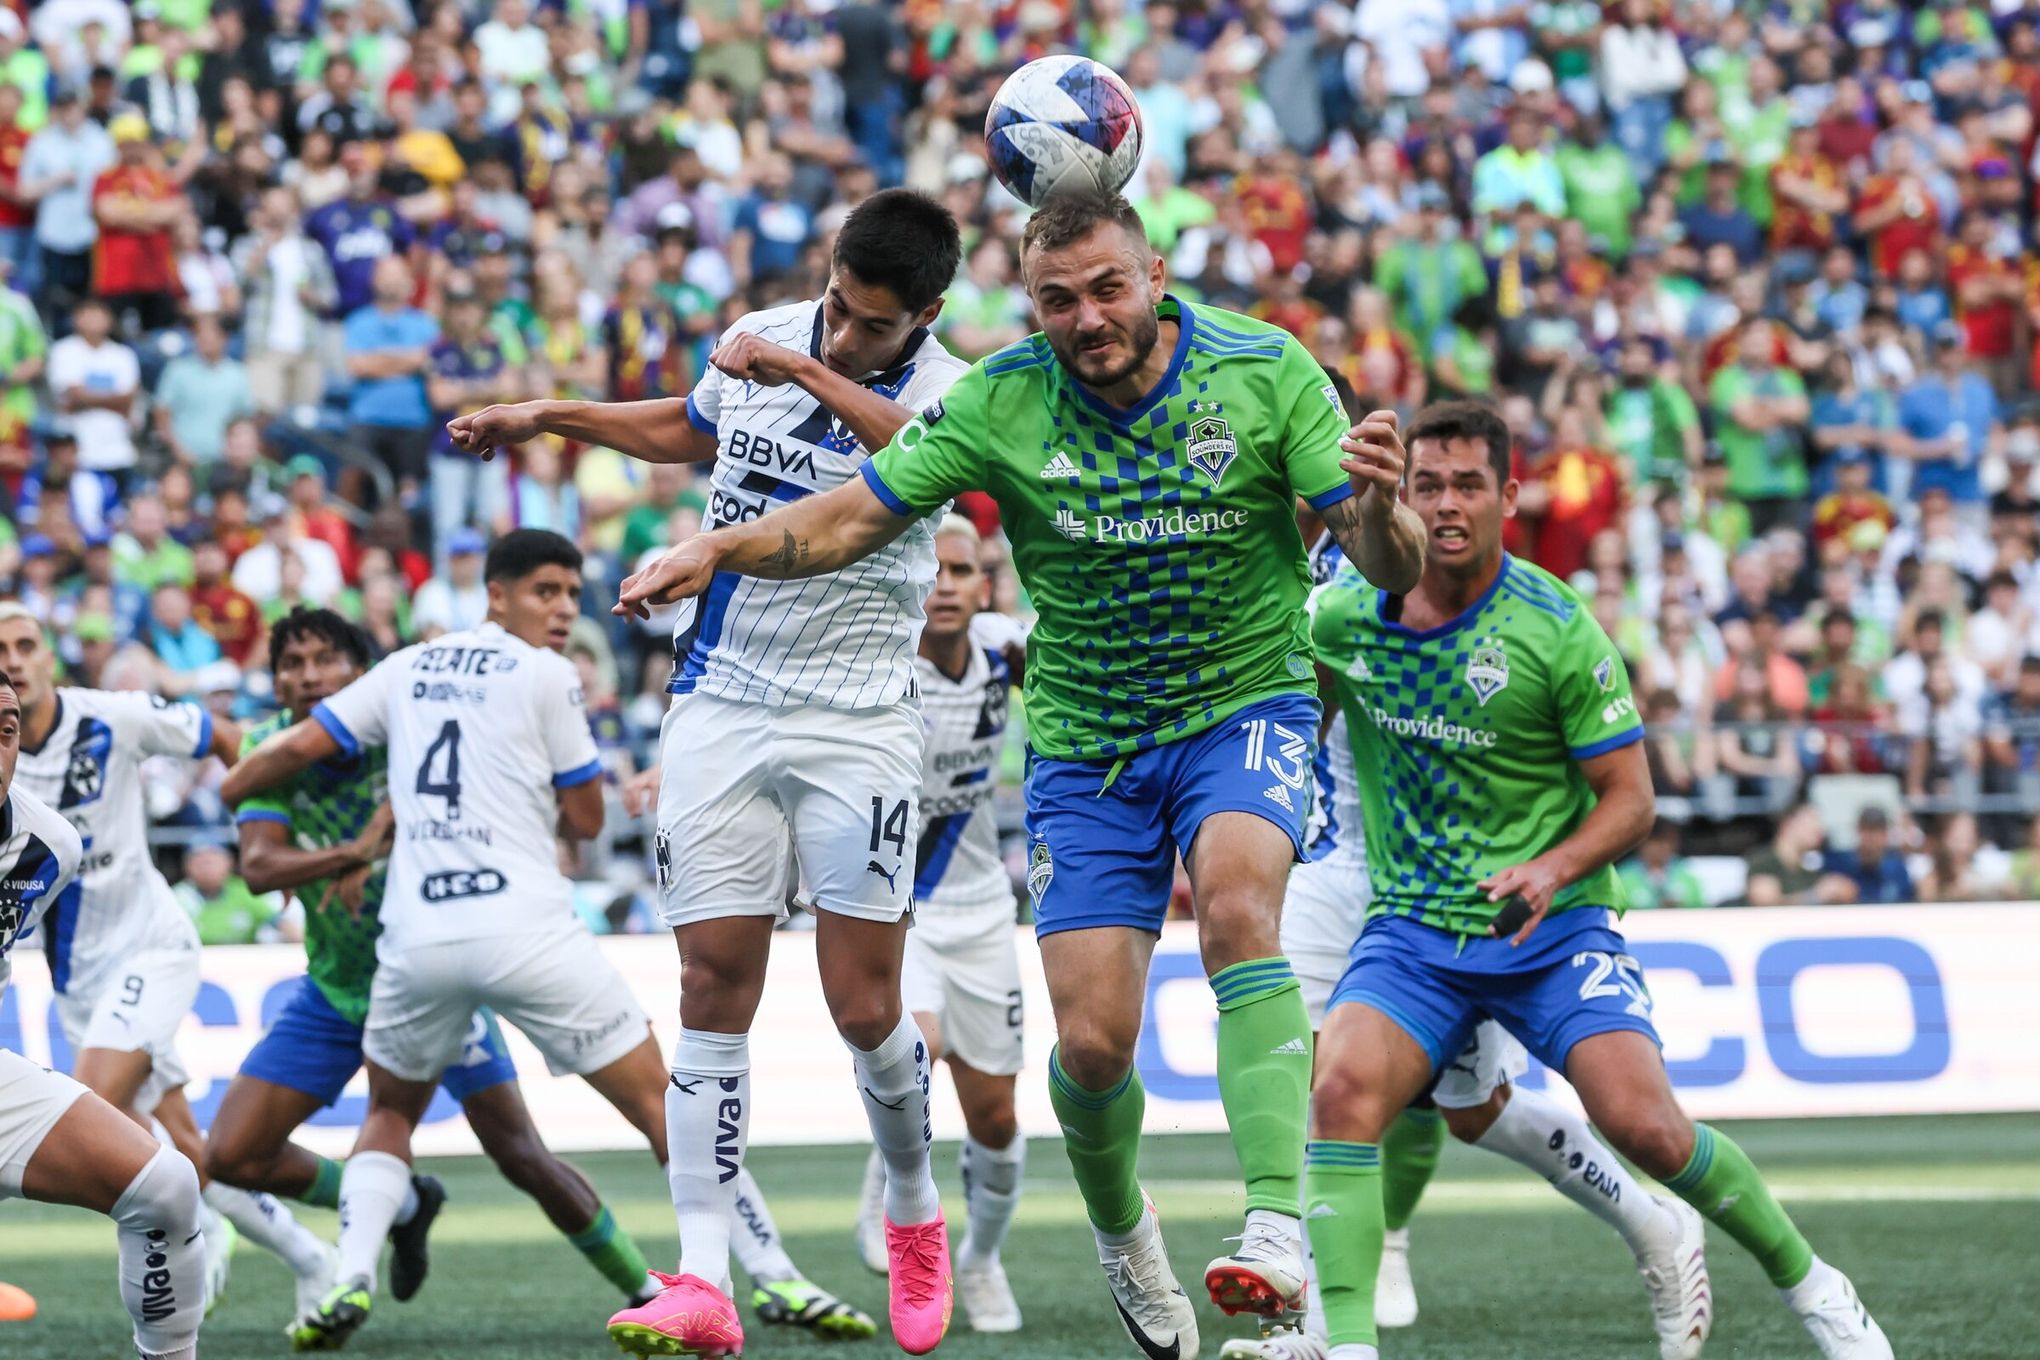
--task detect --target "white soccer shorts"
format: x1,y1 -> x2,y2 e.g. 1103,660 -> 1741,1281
901,912 -> 1025,1077
363,926 -> 650,1083
0,1049 -> 91,1198
1431,1020 -> 1530,1110
1282,853 -> 1369,1031
52,947 -> 199,1115
654,691 -> 922,928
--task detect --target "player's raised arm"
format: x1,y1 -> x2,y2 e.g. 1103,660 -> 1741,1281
219,717 -> 343,806
237,800 -> 391,895
1324,409 -> 1427,595
447,397 -> 721,465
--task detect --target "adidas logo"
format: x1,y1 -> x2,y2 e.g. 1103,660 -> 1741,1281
1306,1203 -> 1338,1219
1715,1194 -> 1740,1214
1041,451 -> 1081,479
1263,784 -> 1294,812
1270,1038 -> 1308,1056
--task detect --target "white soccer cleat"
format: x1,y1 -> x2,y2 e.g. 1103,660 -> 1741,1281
1218,1323 -> 1335,1360
1374,1225 -> 1417,1329
294,1240 -> 341,1328
1783,1258 -> 1893,1359
956,1251 -> 1023,1332
1098,1194 -> 1200,1360
854,1148 -> 889,1275
1205,1212 -> 1308,1319
1635,1197 -> 1711,1360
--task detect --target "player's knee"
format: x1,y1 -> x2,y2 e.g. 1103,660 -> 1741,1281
967,1106 -> 1020,1150
1053,1025 -> 1134,1093
831,991 -> 904,1051
1441,1089 -> 1506,1144
1600,1102 -> 1693,1178
1196,889 -> 1281,969
1307,1061 -> 1395,1143
113,1145 -> 203,1236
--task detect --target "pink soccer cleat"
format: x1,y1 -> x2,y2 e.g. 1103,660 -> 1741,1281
884,1214 -> 954,1355
607,1271 -> 745,1358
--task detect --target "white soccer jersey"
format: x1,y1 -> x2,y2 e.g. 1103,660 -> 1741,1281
0,784 -> 83,1003
911,614 -> 1021,938
313,621 -> 602,949
11,689 -> 208,995
675,299 -> 968,708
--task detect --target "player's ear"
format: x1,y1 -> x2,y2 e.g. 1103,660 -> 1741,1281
914,295 -> 945,330
1500,476 -> 1520,520
1147,243 -> 1165,297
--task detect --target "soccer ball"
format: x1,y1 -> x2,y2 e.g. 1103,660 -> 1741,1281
984,55 -> 1144,208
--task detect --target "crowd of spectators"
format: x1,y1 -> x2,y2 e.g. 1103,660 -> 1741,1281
1,0 -> 2037,920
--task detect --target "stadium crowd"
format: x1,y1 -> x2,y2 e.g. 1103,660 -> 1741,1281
0,0 -> 2036,925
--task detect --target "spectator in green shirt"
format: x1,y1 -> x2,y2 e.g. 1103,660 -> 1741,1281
1376,186 -> 1489,346
112,490 -> 196,590
1710,318 -> 1812,532
1556,117 -> 1641,256
1605,336 -> 1702,485
1619,820 -> 1711,908
174,838 -> 286,945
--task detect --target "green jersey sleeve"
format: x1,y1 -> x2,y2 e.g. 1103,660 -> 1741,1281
1554,610 -> 1645,761
860,362 -> 993,516
1275,336 -> 1356,510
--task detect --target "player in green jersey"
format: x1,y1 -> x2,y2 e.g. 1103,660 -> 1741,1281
1297,401 -> 1891,1360
208,609 -> 875,1345
617,187 -> 1427,1360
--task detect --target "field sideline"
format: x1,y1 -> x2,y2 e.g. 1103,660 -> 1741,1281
2,1114 -> 2030,1359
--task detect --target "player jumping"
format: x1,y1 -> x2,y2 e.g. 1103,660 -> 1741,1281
617,187 -> 1427,1360
0,603 -> 337,1321
0,667 -> 209,1360
450,189 -> 969,1357
1299,400 -> 1891,1360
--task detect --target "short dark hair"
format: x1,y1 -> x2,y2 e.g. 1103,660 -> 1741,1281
267,606 -> 370,676
484,528 -> 583,584
832,188 -> 962,314
1020,187 -> 1148,263
1404,399 -> 1513,487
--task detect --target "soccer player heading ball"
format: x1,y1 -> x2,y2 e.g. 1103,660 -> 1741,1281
621,186 -> 1427,1360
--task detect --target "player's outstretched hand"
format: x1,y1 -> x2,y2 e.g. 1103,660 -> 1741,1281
1340,409 -> 1408,512
615,536 -> 721,619
620,766 -> 661,818
709,332 -> 809,387
447,402 -> 546,460
1478,857 -> 1567,947
352,801 -> 394,864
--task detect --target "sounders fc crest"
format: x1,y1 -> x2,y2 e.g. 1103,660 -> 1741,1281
1027,840 -> 1055,904
1187,415 -> 1239,487
1466,641 -> 1509,706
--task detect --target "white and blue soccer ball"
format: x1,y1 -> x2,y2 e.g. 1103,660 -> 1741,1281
984,55 -> 1145,208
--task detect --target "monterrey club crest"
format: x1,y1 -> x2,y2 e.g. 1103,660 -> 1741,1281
1465,640 -> 1510,706
1187,415 -> 1239,487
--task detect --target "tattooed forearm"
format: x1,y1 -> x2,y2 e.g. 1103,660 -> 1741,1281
1323,494 -> 1425,594
755,530 -> 809,577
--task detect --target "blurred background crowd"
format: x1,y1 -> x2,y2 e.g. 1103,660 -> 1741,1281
1,0 -> 2038,935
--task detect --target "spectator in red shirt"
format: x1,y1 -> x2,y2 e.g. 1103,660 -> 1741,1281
189,539 -> 262,665
1946,212 -> 2024,390
1855,137 -> 1942,279
1234,149 -> 1313,274
92,113 -> 184,333
1769,118 -> 1847,254
1526,407 -> 1625,581
281,453 -> 361,583
0,84 -> 32,280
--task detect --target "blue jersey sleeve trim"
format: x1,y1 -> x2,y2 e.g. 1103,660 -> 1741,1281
1571,727 -> 1645,761
1305,482 -> 1356,511
685,393 -> 716,436
234,809 -> 291,827
552,758 -> 603,790
858,459 -> 916,516
192,709 -> 215,759
310,703 -> 362,759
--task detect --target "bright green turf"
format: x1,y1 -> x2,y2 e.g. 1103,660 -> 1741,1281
3,1114 -> 2033,1358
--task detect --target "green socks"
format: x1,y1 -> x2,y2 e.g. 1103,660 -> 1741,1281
1211,958 -> 1312,1218
1664,1123 -> 1814,1288
1303,1140 -> 1383,1348
1380,1107 -> 1445,1232
569,1204 -> 655,1297
1049,1048 -> 1147,1236
301,1156 -> 343,1210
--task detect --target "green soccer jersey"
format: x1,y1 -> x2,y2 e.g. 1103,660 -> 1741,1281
1310,554 -> 1643,935
864,297 -> 1353,760
236,713 -> 388,1025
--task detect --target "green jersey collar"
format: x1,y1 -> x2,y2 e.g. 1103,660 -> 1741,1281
1378,553 -> 1515,641
1068,293 -> 1195,428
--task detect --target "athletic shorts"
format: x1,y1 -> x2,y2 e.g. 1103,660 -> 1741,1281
1430,1020 -> 1530,1109
364,927 -> 650,1084
240,976 -> 518,1107
1025,693 -> 1320,937
0,1048 -> 90,1199
901,911 -> 1025,1077
53,948 -> 200,1115
1282,850 -> 1370,1031
655,691 -> 921,928
1329,908 -> 1660,1078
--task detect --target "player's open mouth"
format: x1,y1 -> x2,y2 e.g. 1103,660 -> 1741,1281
1434,526 -> 1470,548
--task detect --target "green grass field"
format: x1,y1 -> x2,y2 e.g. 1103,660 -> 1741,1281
3,1114 -> 2032,1359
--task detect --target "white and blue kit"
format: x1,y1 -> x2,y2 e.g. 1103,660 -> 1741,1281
901,613 -> 1026,1076
0,781 -> 87,1197
12,688 -> 213,1113
312,622 -> 651,1083
656,299 -> 967,928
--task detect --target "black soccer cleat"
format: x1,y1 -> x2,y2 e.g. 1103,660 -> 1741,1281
388,1174 -> 447,1302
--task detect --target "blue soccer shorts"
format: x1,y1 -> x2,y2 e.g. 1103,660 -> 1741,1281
240,976 -> 519,1106
1024,692 -> 1320,937
1328,908 -> 1662,1077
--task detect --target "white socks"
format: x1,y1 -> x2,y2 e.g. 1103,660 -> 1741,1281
1302,1225 -> 1328,1341
669,1027 -> 750,1286
1473,1087 -> 1667,1253
336,1150 -> 412,1289
849,1015 -> 940,1227
729,1166 -> 799,1287
203,1181 -> 331,1278
114,1147 -> 205,1360
959,1133 -> 1024,1266
1328,1346 -> 1379,1360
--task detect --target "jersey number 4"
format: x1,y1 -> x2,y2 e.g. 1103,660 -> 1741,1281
417,720 -> 464,820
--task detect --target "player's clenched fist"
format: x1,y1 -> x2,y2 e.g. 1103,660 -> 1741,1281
615,535 -> 723,618
1340,408 -> 1408,510
709,332 -> 810,386
446,402 -> 545,460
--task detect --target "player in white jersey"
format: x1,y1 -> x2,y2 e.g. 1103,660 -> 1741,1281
0,603 -> 339,1322
451,190 -> 968,1357
222,532 -> 679,1351
0,668 -> 209,1360
852,517 -> 1029,1333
